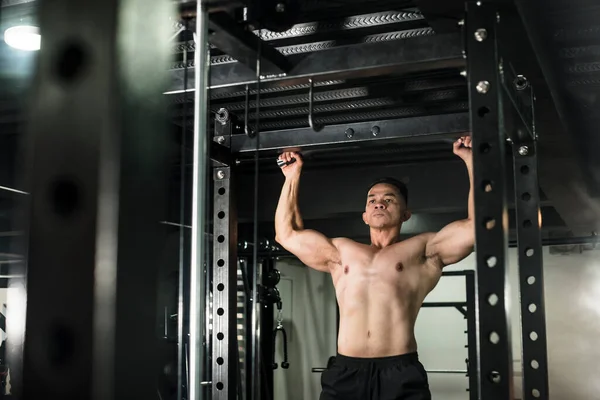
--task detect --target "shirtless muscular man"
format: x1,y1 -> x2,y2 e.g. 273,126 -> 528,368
274,136 -> 475,400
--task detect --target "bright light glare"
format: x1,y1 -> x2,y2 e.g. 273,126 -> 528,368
4,25 -> 41,51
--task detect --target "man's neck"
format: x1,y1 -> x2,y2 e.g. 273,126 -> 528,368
369,226 -> 401,249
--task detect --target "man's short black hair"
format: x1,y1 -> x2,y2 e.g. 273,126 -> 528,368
367,177 -> 408,205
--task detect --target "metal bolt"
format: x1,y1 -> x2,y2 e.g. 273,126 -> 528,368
216,136 -> 225,144
216,108 -> 229,125
506,137 -> 512,143
216,170 -> 225,179
514,75 -> 529,91
345,128 -> 354,138
276,3 -> 285,12
518,146 -> 529,156
458,19 -> 464,26
371,126 -> 380,136
477,1 -> 482,5
474,28 -> 488,42
460,70 -> 467,77
476,80 -> 490,94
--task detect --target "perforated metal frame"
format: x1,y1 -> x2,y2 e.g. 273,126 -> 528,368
464,271 -> 478,400
466,2 -> 514,399
512,140 -> 549,399
212,167 -> 238,399
19,0 -> 171,398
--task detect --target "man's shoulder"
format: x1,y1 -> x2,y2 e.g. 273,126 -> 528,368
401,232 -> 436,247
331,237 -> 372,255
331,237 -> 362,247
392,233 -> 437,261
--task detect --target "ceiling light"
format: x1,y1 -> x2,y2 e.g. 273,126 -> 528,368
4,25 -> 41,51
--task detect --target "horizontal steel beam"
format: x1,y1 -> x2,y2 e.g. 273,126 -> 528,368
177,0 -> 246,14
208,12 -> 291,76
427,370 -> 468,374
230,113 -> 470,152
236,205 -> 565,243
422,302 -> 467,308
168,32 -> 465,92
207,76 -> 466,110
255,11 -> 427,46
207,27 -> 435,67
411,0 -> 466,33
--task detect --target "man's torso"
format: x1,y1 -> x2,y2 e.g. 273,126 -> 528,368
329,234 -> 442,357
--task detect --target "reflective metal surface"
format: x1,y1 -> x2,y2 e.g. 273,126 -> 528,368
190,1 -> 210,399
211,167 -> 238,399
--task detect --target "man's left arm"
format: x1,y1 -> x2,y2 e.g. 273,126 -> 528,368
425,136 -> 475,267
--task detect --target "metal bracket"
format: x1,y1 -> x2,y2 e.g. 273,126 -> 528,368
502,68 -> 536,142
212,108 -> 235,167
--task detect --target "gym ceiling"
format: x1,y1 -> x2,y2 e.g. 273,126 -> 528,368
1,0 -> 600,247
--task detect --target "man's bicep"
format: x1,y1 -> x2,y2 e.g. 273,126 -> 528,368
279,229 -> 340,272
425,220 -> 475,268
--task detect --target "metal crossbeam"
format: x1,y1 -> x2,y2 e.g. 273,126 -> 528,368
178,0 -> 248,14
230,113 -> 470,152
168,32 -> 465,92
412,0 -> 464,32
421,302 -> 467,308
209,12 -> 291,75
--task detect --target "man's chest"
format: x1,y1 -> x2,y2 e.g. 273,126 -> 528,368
334,246 -> 425,285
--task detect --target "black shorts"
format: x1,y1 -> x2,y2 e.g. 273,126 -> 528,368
319,352 -> 431,400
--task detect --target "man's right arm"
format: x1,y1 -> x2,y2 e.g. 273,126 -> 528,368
274,154 -> 340,273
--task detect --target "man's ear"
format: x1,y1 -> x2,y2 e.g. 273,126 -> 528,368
362,212 -> 368,225
402,210 -> 412,222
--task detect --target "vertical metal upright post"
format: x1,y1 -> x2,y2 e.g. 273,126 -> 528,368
512,139 -> 549,399
18,0 -> 172,399
212,167 -> 238,399
466,2 -> 514,399
251,258 -> 263,400
190,1 -> 210,399
261,258 -> 275,400
464,271 -> 478,400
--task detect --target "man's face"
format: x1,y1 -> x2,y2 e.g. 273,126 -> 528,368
362,183 -> 409,229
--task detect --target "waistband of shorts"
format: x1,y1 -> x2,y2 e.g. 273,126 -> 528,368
335,352 -> 420,369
